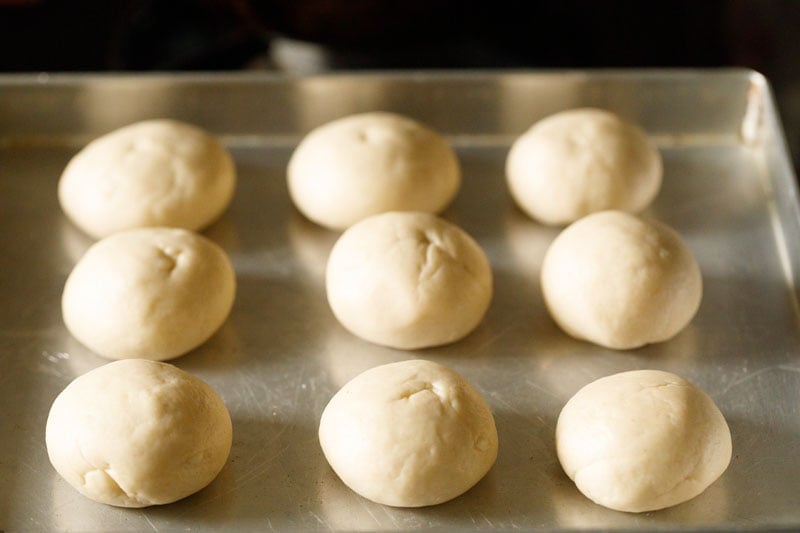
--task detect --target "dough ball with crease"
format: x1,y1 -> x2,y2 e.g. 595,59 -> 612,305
46,359 -> 232,507
59,119 -> 236,239
62,227 -> 236,361
325,211 -> 492,349
319,359 -> 498,507
541,210 -> 701,350
506,108 -> 661,225
288,112 -> 460,230
556,369 -> 732,513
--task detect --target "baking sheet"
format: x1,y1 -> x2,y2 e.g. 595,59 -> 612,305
2,70 -> 800,531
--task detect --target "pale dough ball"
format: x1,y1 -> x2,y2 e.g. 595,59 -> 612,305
541,210 -> 701,349
506,108 -> 662,225
46,359 -> 233,507
287,112 -> 460,230
319,359 -> 498,507
556,369 -> 732,513
62,227 -> 236,361
325,211 -> 492,349
59,119 -> 236,239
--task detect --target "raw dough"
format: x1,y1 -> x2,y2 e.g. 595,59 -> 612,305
556,369 -> 731,513
46,359 -> 232,507
287,112 -> 460,230
541,210 -> 701,349
318,359 -> 498,507
325,211 -> 492,349
506,108 -> 662,225
59,119 -> 236,239
62,227 -> 236,361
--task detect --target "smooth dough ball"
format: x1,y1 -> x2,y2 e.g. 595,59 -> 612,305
46,359 -> 233,507
288,112 -> 460,230
325,211 -> 492,349
319,359 -> 498,507
556,369 -> 732,513
506,108 -> 662,225
541,210 -> 701,349
62,227 -> 236,361
59,119 -> 236,239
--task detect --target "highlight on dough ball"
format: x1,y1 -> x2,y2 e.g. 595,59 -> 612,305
555,369 -> 732,513
506,108 -> 662,226
45,359 -> 233,508
58,119 -> 236,239
287,111 -> 461,230
325,211 -> 492,350
62,227 -> 236,361
318,359 -> 498,507
541,210 -> 702,350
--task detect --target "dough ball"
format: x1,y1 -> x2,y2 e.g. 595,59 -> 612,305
59,119 -> 236,239
319,359 -> 498,507
556,369 -> 731,513
288,112 -> 460,230
325,211 -> 492,349
541,210 -> 701,349
46,359 -> 233,507
506,108 -> 662,225
62,227 -> 236,361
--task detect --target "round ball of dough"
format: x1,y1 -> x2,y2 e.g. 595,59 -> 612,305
288,112 -> 460,230
319,359 -> 498,507
541,210 -> 701,349
325,211 -> 492,349
62,227 -> 236,361
46,359 -> 233,507
556,369 -> 732,513
506,108 -> 662,225
59,119 -> 236,239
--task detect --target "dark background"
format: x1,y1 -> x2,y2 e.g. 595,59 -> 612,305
1,0 -> 799,167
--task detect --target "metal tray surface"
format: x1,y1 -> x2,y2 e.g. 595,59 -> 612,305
2,70 -> 800,531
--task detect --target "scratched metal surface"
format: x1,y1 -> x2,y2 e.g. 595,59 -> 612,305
2,70 -> 800,531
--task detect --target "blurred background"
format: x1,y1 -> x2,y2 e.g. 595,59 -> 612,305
1,0 -> 799,167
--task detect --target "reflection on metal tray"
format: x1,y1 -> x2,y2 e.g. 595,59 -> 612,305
2,70 -> 799,531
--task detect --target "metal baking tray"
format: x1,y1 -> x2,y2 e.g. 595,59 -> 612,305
2,70 -> 799,531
